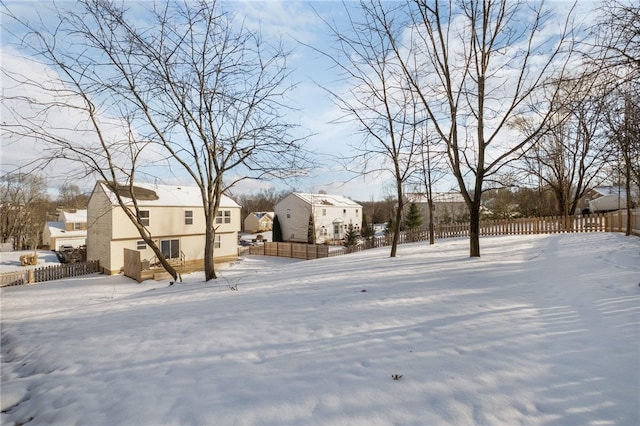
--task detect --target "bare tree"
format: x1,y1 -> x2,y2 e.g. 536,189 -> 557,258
231,188 -> 290,232
590,0 -> 640,75
0,173 -> 50,250
412,133 -> 448,244
57,184 -> 90,210
2,0 -> 309,280
2,6 -> 183,280
590,1 -> 640,235
603,88 -> 640,235
382,0 -> 578,256
516,73 -> 613,217
314,2 -> 422,257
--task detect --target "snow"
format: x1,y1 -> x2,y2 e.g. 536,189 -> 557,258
59,209 -> 87,223
0,250 -> 62,272
1,233 -> 639,426
98,181 -> 241,208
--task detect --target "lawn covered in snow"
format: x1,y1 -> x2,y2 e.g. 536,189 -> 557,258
1,233 -> 639,425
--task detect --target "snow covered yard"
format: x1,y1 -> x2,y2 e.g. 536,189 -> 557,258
1,233 -> 639,426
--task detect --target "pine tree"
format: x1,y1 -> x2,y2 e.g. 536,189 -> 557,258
361,215 -> 374,240
384,216 -> 395,236
272,215 -> 283,242
343,224 -> 360,252
404,203 -> 423,230
307,214 -> 315,244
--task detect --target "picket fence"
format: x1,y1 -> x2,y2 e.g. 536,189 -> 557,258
0,260 -> 100,288
2,211 -> 637,285
246,210 -> 639,261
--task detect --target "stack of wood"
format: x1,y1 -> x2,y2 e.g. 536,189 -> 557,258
19,253 -> 38,266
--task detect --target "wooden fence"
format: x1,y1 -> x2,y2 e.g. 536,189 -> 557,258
245,210 -> 638,261
431,211 -> 640,239
249,242 -> 331,260
0,260 -> 100,288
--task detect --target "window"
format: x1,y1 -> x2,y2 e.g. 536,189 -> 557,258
286,208 -> 291,219
136,240 -> 147,250
73,222 -> 82,230
214,235 -> 221,249
185,210 -> 193,225
322,209 -> 326,216
343,209 -> 346,214
161,239 -> 180,259
216,210 -> 231,224
139,210 -> 150,226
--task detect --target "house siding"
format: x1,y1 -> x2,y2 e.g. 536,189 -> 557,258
87,182 -> 240,275
244,212 -> 273,233
87,184 -> 115,273
43,210 -> 88,250
275,194 -> 312,242
275,193 -> 362,243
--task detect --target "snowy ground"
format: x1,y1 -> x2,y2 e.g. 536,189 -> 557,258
1,233 -> 639,426
0,250 -> 62,273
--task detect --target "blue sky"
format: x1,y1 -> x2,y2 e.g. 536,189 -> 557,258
1,1 -> 598,201
1,1 -> 391,200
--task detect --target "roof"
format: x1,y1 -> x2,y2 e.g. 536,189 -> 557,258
96,182 -> 240,208
60,210 -> 87,223
45,222 -> 87,238
292,193 -> 361,208
592,186 -> 627,198
407,192 -> 466,204
253,212 -> 274,220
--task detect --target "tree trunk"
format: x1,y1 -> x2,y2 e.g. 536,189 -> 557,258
204,212 -> 217,281
469,201 -> 481,257
428,198 -> 435,245
390,189 -> 404,258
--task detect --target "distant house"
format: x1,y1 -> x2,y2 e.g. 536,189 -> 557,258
406,192 -> 469,225
274,192 -> 362,243
87,182 -> 241,275
585,186 -> 629,213
42,209 -> 87,250
244,212 -> 274,233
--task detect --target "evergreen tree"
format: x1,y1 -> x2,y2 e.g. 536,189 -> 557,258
272,215 -> 283,242
404,203 -> 423,230
384,216 -> 395,236
343,223 -> 360,252
307,213 -> 315,244
361,215 -> 374,240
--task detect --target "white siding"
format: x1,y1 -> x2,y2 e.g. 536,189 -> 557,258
274,193 -> 362,243
275,194 -> 312,242
88,182 -> 241,274
87,184 -> 114,272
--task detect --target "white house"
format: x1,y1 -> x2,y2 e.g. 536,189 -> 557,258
587,186 -> 628,213
42,209 -> 88,250
244,212 -> 274,233
87,182 -> 241,275
274,193 -> 362,243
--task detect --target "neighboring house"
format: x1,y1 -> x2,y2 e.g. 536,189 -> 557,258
42,209 -> 88,250
87,182 -> 241,275
585,186 -> 629,213
244,212 -> 274,233
406,192 -> 469,225
274,192 -> 362,243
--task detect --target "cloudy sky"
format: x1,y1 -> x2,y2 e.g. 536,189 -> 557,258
1,1 -> 598,200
